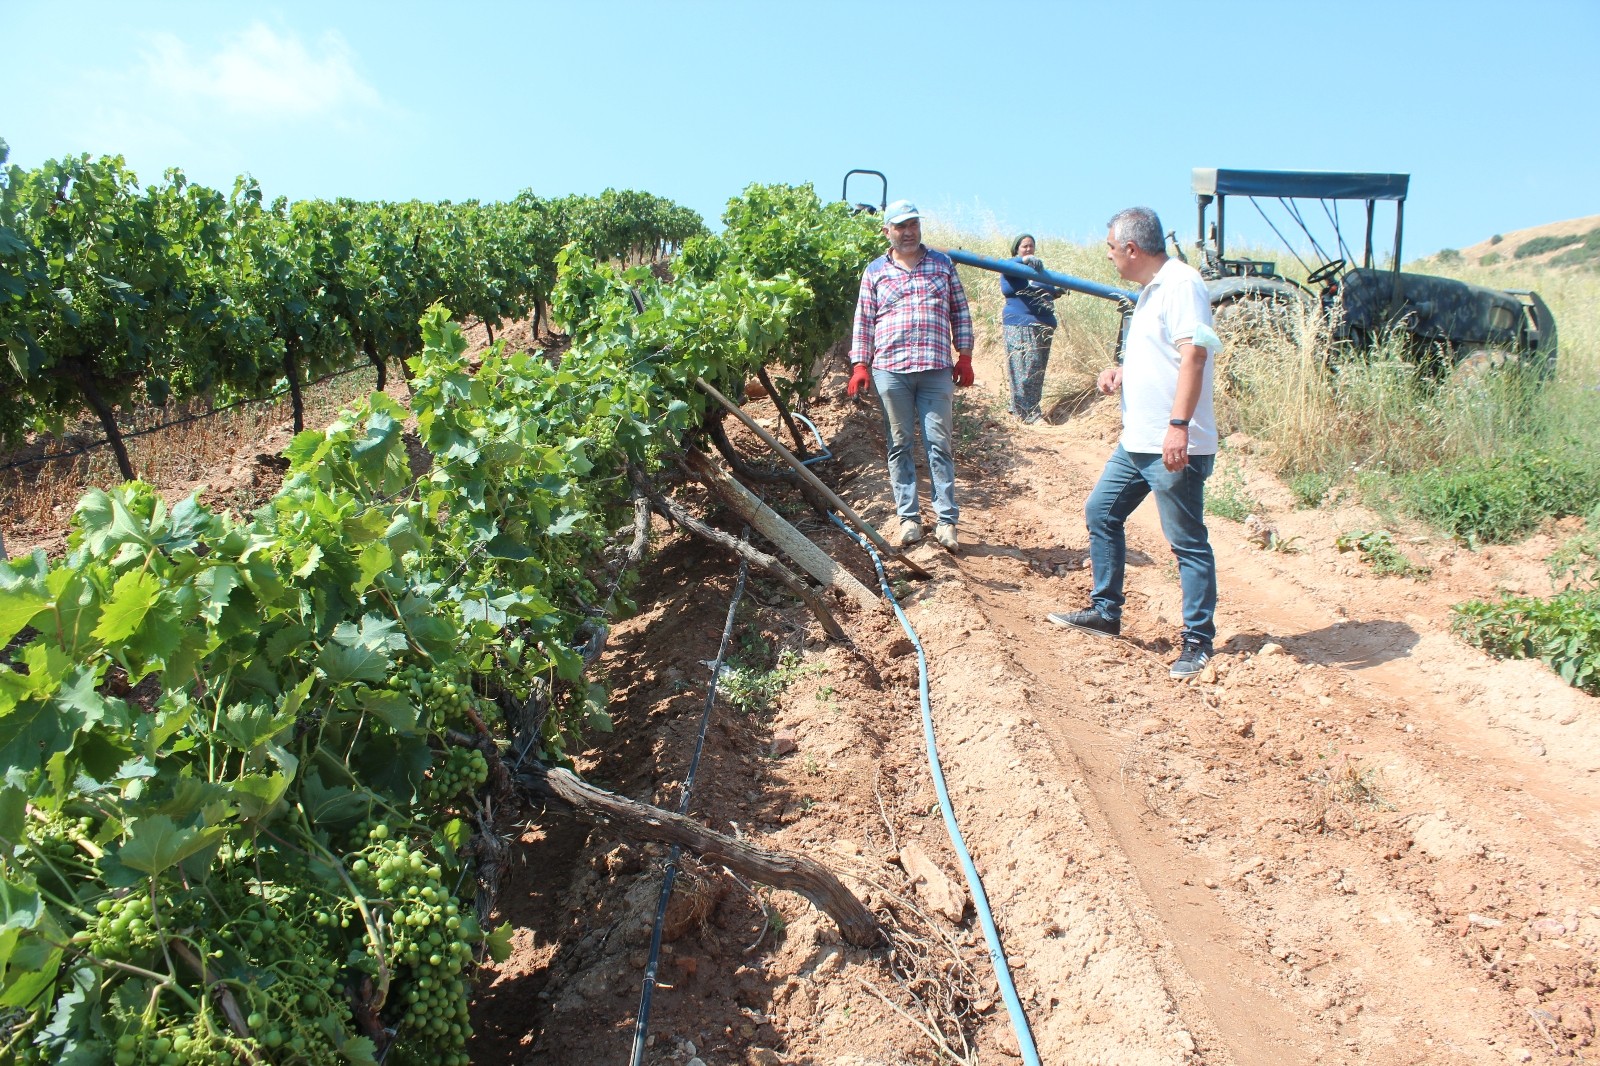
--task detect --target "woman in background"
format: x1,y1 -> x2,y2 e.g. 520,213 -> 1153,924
1000,234 -> 1064,423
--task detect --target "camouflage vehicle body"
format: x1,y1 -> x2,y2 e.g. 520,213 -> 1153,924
1189,168 -> 1557,372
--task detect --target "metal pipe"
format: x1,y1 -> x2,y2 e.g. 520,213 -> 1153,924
1389,199 -> 1406,312
942,248 -> 1136,307
1363,198 -> 1376,269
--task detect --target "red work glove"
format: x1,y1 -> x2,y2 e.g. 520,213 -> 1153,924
953,354 -> 974,387
847,362 -> 871,398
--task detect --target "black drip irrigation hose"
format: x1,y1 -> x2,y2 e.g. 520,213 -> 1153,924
828,512 -> 1042,1066
0,362 -> 372,474
627,541 -> 752,1066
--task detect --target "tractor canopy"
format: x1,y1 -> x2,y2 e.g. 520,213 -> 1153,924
1192,169 -> 1410,202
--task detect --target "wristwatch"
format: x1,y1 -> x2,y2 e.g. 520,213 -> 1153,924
1169,418 -> 1190,427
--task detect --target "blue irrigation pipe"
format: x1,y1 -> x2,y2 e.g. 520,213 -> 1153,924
627,545 -> 752,1066
829,512 -> 1042,1066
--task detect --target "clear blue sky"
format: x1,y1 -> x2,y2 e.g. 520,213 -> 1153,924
3,0 -> 1595,259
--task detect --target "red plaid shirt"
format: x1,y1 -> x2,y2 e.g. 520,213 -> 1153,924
850,248 -> 974,373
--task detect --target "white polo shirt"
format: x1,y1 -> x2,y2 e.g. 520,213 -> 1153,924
1120,257 -> 1218,455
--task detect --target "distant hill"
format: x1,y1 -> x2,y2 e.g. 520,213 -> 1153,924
1456,215 -> 1600,268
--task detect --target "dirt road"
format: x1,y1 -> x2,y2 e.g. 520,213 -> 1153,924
477,348 -> 1598,1064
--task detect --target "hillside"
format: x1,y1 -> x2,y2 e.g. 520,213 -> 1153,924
1456,214 -> 1600,268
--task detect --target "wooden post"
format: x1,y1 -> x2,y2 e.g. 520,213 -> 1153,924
684,449 -> 883,615
695,377 -> 931,579
518,763 -> 882,947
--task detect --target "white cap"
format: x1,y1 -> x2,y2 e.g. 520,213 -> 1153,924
885,199 -> 921,224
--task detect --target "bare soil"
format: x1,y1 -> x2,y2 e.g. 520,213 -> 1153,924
476,342 -> 1598,1064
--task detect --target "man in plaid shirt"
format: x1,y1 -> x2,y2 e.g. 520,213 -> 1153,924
847,199 -> 975,553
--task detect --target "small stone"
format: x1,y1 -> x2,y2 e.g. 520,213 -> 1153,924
1531,918 -> 1567,938
1559,1003 -> 1595,1038
899,841 -> 969,921
1468,913 -> 1503,929
1204,878 -> 1220,889
1137,717 -> 1163,736
883,635 -> 914,658
751,1050 -> 786,1066
687,1059 -> 707,1066
770,729 -> 798,758
1232,718 -> 1255,738
1175,1030 -> 1196,1053
996,1030 -> 1021,1057
1259,642 -> 1284,657
1513,986 -> 1539,1007
1511,1049 -> 1532,1063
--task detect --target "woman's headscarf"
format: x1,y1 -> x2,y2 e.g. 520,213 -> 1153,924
1010,233 -> 1035,257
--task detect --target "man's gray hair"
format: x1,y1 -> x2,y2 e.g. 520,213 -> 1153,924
1107,207 -> 1165,256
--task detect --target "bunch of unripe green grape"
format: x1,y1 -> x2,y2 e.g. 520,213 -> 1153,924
347,827 -> 480,1066
423,745 -> 489,803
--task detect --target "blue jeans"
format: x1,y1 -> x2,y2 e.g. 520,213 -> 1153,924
872,367 -> 957,525
1084,445 -> 1216,645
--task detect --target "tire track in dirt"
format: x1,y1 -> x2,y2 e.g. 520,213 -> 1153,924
936,364 -> 1599,1063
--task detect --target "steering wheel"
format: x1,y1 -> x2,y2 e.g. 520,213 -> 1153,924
1305,259 -> 1347,286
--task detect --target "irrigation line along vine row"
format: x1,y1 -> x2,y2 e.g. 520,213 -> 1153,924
0,362 -> 373,474
828,512 -> 1043,1066
627,537 -> 753,1066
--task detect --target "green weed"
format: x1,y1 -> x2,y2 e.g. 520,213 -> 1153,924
1206,463 -> 1261,523
1401,444 -> 1598,545
719,649 -> 822,714
1453,507 -> 1600,695
1453,592 -> 1600,695
1288,471 -> 1332,509
1335,529 -> 1430,579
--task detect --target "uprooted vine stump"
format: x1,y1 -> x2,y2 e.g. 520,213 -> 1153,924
516,763 -> 883,948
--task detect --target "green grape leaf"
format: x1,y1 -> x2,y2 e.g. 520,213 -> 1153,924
115,815 -> 223,875
299,770 -> 371,826
155,494 -> 210,554
339,1035 -> 380,1066
0,568 -> 49,647
356,687 -> 418,734
485,920 -> 515,963
91,569 -> 160,644
194,563 -> 243,625
44,568 -> 102,653
356,542 -> 394,590
217,700 -> 295,751
0,787 -> 26,850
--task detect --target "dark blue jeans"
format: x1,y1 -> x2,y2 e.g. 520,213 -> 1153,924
1084,445 -> 1217,645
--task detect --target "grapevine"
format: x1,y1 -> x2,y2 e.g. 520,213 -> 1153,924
0,179 -> 876,1062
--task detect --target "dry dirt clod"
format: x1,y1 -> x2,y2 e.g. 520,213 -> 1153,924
898,841 -> 969,922
770,728 -> 799,758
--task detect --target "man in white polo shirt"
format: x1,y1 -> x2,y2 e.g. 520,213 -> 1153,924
1048,206 -> 1221,680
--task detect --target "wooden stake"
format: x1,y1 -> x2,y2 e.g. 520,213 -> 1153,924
695,377 -> 931,579
684,449 -> 884,615
519,763 -> 882,947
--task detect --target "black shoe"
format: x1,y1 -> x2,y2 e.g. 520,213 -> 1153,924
1170,638 -> 1214,680
1046,608 -> 1120,638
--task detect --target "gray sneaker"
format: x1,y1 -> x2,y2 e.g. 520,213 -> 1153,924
934,522 -> 958,551
898,519 -> 923,547
1169,638 -> 1214,680
1046,608 -> 1120,638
